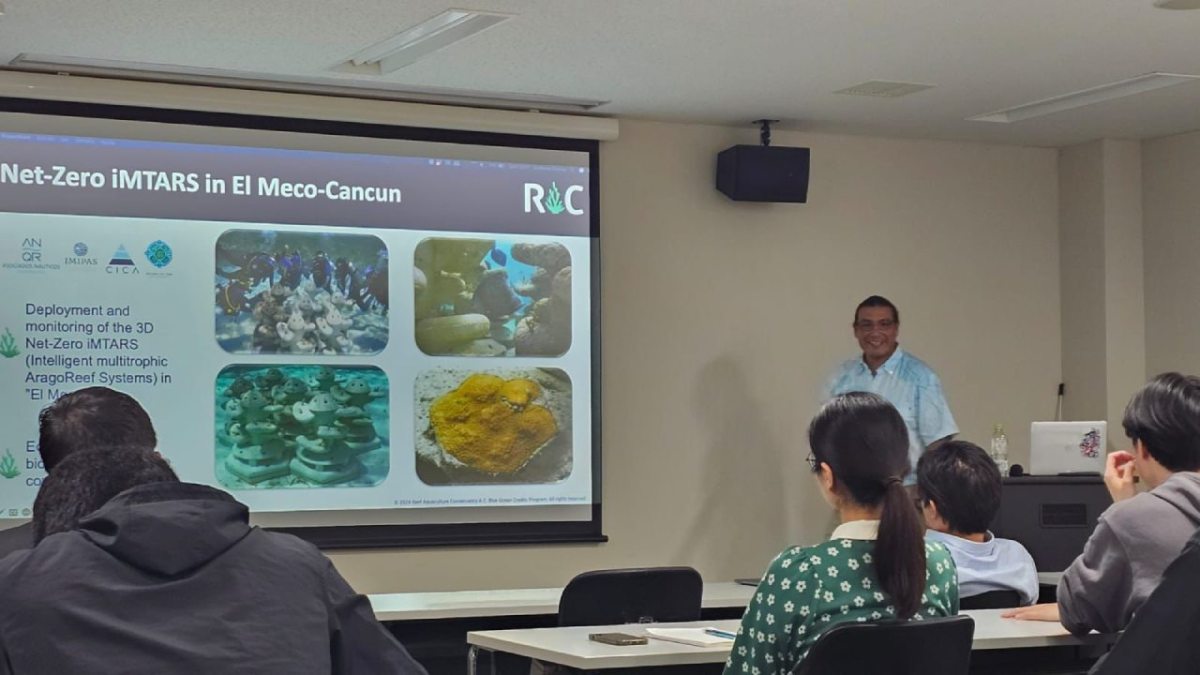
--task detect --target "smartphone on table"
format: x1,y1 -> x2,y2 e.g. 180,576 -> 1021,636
589,632 -> 648,646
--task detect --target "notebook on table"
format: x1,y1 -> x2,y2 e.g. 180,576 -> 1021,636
644,627 -> 735,647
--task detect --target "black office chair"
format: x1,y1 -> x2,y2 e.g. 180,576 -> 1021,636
1089,527 -> 1200,675
792,614 -> 975,675
557,566 -> 703,627
960,589 -> 1022,610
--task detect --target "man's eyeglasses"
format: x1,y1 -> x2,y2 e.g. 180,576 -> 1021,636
806,453 -> 819,472
854,319 -> 896,331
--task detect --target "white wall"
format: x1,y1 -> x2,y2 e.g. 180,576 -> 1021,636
1057,140 -> 1145,439
1059,142 -> 1109,422
330,118 -> 1063,592
1143,130 -> 1200,377
1101,141 -> 1145,433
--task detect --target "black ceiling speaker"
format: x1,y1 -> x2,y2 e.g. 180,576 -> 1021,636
716,119 -> 810,203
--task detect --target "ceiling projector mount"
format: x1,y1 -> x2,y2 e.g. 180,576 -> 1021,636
752,118 -> 781,147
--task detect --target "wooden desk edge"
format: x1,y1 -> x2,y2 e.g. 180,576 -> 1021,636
369,582 -> 752,622
466,615 -> 1117,668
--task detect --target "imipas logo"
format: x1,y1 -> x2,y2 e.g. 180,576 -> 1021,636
524,181 -> 584,216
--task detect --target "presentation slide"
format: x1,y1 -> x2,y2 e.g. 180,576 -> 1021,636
0,111 -> 598,541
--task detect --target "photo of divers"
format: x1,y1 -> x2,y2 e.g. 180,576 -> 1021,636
414,237 -> 572,357
215,364 -> 389,489
214,229 -> 389,355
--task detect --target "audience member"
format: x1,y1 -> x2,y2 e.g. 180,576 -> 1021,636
724,392 -> 958,675
1005,372 -> 1200,633
917,440 -> 1038,605
0,387 -> 157,557
0,447 -> 427,674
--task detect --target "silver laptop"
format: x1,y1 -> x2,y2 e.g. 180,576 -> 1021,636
1030,421 -> 1107,475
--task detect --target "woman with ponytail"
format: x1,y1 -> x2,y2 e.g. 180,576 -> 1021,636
723,392 -> 958,675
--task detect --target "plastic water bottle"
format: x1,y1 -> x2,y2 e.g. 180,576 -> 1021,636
991,424 -> 1010,476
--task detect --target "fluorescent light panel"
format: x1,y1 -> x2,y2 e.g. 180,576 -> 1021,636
833,81 -> 934,98
969,72 -> 1200,123
1154,0 -> 1200,9
6,54 -> 607,112
347,9 -> 511,74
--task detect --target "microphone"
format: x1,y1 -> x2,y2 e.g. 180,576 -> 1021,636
1009,464 -> 1025,477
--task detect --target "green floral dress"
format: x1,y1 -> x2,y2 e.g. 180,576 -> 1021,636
723,535 -> 959,675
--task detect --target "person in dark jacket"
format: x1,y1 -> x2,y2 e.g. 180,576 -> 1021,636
0,447 -> 427,675
0,386 -> 157,557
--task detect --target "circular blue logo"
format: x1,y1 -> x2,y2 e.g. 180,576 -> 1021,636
145,240 -> 173,269
73,242 -> 88,257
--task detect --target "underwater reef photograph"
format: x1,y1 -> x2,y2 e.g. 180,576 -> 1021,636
215,364 -> 389,489
214,229 -> 389,355
415,367 -> 573,485
414,237 -> 571,357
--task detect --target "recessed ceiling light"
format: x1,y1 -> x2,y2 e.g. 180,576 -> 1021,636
1154,0 -> 1200,9
341,9 -> 512,75
968,72 -> 1200,123
833,81 -> 934,98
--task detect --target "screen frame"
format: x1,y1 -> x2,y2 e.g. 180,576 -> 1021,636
0,95 -> 605,550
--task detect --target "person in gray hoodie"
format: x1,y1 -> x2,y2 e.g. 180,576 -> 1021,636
1004,372 -> 1200,634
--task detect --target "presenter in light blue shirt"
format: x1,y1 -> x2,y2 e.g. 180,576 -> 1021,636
824,296 -> 957,484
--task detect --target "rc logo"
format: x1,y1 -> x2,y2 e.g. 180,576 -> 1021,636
524,181 -> 584,216
106,244 -> 140,275
145,240 -> 173,268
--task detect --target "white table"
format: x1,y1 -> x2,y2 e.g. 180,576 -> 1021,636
465,610 -> 1117,672
1038,571 -> 1064,586
368,582 -> 754,622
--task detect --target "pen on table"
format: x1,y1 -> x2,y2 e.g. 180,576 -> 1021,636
704,628 -> 737,640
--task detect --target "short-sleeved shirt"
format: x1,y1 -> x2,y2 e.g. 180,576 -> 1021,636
723,520 -> 959,675
824,348 -> 958,484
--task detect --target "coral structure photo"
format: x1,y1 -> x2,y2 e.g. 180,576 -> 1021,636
414,238 -> 571,357
214,229 -> 389,355
415,368 -> 572,484
214,365 -> 389,488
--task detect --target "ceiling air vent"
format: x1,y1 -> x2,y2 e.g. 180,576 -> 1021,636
833,81 -> 934,98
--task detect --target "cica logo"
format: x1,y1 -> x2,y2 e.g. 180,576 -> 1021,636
524,181 -> 584,216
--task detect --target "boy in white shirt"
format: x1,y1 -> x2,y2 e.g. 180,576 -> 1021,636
917,440 -> 1039,605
